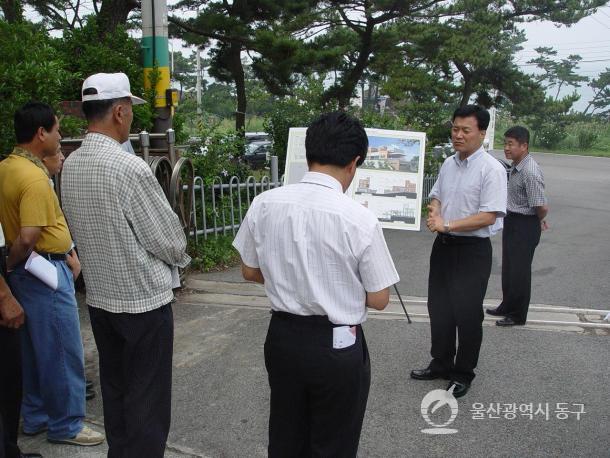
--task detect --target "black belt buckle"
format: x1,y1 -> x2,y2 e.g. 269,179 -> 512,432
38,252 -> 67,261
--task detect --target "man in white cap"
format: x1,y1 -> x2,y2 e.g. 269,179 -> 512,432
61,73 -> 190,458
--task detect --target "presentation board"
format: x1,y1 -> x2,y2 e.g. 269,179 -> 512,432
284,127 -> 427,231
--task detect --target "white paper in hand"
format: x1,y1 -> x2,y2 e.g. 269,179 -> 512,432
332,326 -> 357,349
25,252 -> 58,290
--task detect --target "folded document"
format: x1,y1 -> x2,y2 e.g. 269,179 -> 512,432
25,251 -> 58,290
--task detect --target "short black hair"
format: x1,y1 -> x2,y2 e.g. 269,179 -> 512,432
504,126 -> 530,145
452,105 -> 490,131
14,102 -> 56,144
305,111 -> 368,167
81,91 -> 131,122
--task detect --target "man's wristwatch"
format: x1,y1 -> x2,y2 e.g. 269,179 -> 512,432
443,221 -> 450,233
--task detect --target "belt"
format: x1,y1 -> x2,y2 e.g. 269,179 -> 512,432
37,252 -> 67,261
437,233 -> 488,245
507,211 -> 537,218
271,310 -> 356,328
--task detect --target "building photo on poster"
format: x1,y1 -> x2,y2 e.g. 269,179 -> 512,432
284,127 -> 427,231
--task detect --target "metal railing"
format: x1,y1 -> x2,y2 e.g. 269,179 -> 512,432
189,157 -> 281,242
188,158 -> 439,242
422,174 -> 437,205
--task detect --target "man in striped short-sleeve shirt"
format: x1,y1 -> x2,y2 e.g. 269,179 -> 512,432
233,112 -> 399,458
487,126 -> 548,326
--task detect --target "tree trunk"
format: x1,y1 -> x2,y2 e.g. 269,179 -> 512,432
454,61 -> 473,107
226,43 -> 246,132
98,0 -> 139,35
322,25 -> 374,108
1,0 -> 22,23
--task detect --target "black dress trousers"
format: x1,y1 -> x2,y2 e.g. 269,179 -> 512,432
264,312 -> 371,458
88,303 -> 174,458
427,234 -> 492,384
0,326 -> 22,458
497,212 -> 541,323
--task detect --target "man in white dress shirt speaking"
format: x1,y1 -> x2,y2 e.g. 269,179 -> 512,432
410,105 -> 507,399
233,112 -> 399,457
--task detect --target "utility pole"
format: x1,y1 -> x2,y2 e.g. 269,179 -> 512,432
142,0 -> 176,136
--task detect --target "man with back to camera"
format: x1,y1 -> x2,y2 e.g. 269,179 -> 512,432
60,73 -> 190,458
232,112 -> 400,457
0,102 -> 104,447
486,126 -> 548,326
410,105 -> 507,398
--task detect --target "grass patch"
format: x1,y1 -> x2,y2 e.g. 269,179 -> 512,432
188,234 -> 240,272
494,115 -> 610,158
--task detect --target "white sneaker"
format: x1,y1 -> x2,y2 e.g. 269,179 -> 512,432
48,425 -> 105,446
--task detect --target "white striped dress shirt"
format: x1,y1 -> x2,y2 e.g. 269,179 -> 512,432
233,171 -> 400,325
429,147 -> 507,237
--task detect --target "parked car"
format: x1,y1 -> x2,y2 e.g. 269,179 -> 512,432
245,140 -> 272,169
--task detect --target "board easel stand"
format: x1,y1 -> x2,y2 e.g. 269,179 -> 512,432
393,284 -> 412,323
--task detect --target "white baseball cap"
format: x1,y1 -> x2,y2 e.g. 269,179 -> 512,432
81,72 -> 146,105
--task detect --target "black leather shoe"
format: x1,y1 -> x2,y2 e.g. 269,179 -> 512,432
410,368 -> 448,380
446,380 -> 470,398
496,317 -> 525,326
486,307 -> 506,317
21,453 -> 43,458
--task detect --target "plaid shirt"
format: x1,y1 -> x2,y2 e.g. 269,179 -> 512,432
507,154 -> 547,215
61,133 -> 190,313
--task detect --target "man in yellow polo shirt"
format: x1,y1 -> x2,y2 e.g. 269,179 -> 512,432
0,102 -> 104,447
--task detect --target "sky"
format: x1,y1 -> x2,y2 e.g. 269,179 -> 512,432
514,4 -> 610,111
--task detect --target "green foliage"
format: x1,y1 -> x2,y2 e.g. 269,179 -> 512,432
180,125 -> 255,271
528,47 -> 589,100
182,122 -> 251,182
59,115 -> 87,138
187,234 -> 240,271
0,20 -> 74,155
577,128 -> 599,150
534,123 -> 566,149
263,97 -> 319,171
57,17 -> 154,132
585,68 -> 610,117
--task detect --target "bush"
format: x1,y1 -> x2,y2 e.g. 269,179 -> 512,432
59,115 -> 87,138
182,125 -> 253,272
187,235 -> 240,271
183,124 -> 251,183
263,97 -> 318,172
58,18 -> 154,133
0,21 -> 74,156
534,123 -> 566,149
577,128 -> 599,150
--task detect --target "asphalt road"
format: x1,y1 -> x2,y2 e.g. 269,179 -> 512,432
205,151 -> 610,310
387,151 -> 610,310
21,299 -> 610,458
